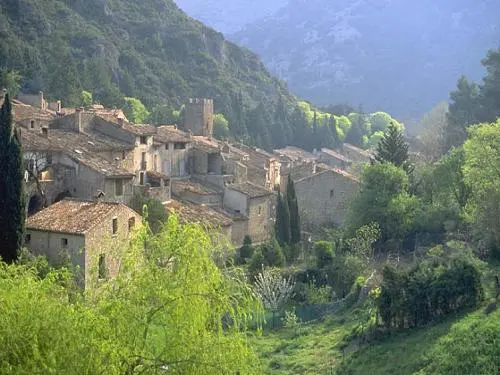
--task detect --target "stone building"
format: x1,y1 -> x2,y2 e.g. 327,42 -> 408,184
183,98 -> 214,137
224,182 -> 274,244
318,148 -> 352,170
25,199 -> 142,289
342,143 -> 374,164
293,168 -> 359,231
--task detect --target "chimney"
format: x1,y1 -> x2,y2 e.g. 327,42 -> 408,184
75,107 -> 83,132
41,127 -> 48,138
93,190 -> 105,203
39,91 -> 46,110
57,100 -> 62,113
0,88 -> 6,101
312,162 -> 317,175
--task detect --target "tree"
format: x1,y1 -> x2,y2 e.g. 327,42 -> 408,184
463,119 -> 500,253
0,69 -> 22,98
444,76 -> 480,151
0,215 -> 263,373
80,90 -> 93,109
128,194 -> 168,234
0,94 -> 26,263
418,101 -> 449,162
275,191 -> 291,245
478,48 -> 500,123
375,122 -> 413,175
213,113 -> 230,139
123,97 -> 150,124
346,110 -> 371,147
370,111 -> 400,133
286,175 -> 301,244
314,241 -> 334,269
347,163 -> 418,243
48,50 -> 81,106
253,267 -> 295,328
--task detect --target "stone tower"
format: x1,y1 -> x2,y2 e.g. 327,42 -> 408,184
183,98 -> 214,137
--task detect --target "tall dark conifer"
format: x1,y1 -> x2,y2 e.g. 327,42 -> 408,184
275,191 -> 290,245
0,93 -> 26,263
286,175 -> 301,244
375,122 -> 413,175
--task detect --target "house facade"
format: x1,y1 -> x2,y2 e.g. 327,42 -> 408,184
25,199 -> 142,289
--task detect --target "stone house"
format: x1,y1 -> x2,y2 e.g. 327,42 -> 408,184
318,148 -> 352,170
224,182 -> 274,244
155,125 -> 192,177
25,198 -> 142,289
342,143 -> 374,164
293,168 -> 359,231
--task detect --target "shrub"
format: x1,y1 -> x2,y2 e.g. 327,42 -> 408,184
314,241 -> 334,269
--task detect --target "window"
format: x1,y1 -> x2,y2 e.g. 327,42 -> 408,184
46,154 -> 52,165
258,206 -> 262,215
153,155 -> 157,172
61,238 -> 68,248
115,179 -> 123,196
122,151 -> 126,160
165,143 -> 169,150
174,142 -> 186,150
330,189 -> 334,199
30,120 -> 35,129
140,136 -> 147,145
98,254 -> 107,280
25,234 -> 31,244
112,218 -> 118,235
141,152 -> 147,170
128,217 -> 136,231
139,172 -> 145,185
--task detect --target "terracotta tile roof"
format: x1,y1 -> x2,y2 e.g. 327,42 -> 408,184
156,125 -> 191,143
295,166 -> 360,184
192,136 -> 221,153
12,100 -> 55,122
96,114 -> 156,136
172,179 -> 219,195
227,142 -> 279,186
343,143 -> 374,158
26,199 -> 129,235
227,182 -> 273,198
320,148 -> 352,163
283,162 -> 316,181
165,199 -> 232,227
20,130 -> 134,177
274,146 -> 318,163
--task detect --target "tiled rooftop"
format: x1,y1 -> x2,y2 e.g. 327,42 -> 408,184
165,199 -> 232,227
274,146 -> 318,163
26,199 -> 127,234
320,148 -> 351,163
191,136 -> 221,153
12,100 -> 55,122
283,162 -> 316,181
172,178 -> 219,196
227,181 -> 273,198
343,143 -> 374,158
20,130 -> 134,177
156,125 -> 191,143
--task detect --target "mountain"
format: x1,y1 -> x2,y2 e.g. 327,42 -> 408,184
0,0 -> 295,144
174,0 -> 288,34
230,0 -> 500,119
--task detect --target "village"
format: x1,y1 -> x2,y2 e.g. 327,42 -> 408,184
2,90 -> 368,288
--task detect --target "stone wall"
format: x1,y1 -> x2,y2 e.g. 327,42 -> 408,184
83,206 -> 142,289
156,142 -> 190,177
247,195 -> 272,244
294,170 -> 359,231
183,98 -> 214,137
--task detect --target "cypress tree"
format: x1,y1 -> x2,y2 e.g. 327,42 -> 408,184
375,122 -> 413,175
274,191 -> 290,245
286,174 -> 301,244
0,93 -> 26,263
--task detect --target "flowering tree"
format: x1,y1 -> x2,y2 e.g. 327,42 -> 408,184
253,267 -> 295,328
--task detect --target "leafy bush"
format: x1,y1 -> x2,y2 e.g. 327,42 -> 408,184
314,241 -> 334,269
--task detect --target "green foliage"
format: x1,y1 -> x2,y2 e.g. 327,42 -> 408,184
275,191 -> 291,245
0,94 -> 25,263
370,111 -> 401,133
80,90 -> 93,109
236,235 -> 254,265
0,216 -> 262,374
463,119 -> 500,253
346,111 -> 371,147
128,194 -> 168,234
123,96 -> 150,124
374,122 -> 413,174
418,310 -> 500,375
286,175 -> 301,245
213,112 -> 230,139
314,241 -> 334,269
378,257 -> 483,329
348,163 -> 418,243
0,68 -> 21,97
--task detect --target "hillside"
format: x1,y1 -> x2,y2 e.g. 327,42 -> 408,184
230,0 -> 500,119
174,0 -> 287,34
0,0 -> 294,140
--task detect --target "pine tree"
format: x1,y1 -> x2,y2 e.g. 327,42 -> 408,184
286,175 -> 301,244
274,191 -> 290,245
0,93 -> 26,263
329,115 -> 342,148
375,122 -> 413,175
